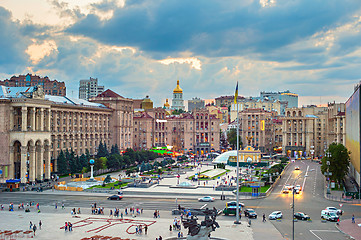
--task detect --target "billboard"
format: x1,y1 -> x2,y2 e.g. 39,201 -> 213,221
345,86 -> 361,175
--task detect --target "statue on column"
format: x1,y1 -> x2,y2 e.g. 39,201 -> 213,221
182,207 -> 220,240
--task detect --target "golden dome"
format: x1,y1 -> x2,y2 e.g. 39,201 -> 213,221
173,80 -> 183,93
164,99 -> 170,108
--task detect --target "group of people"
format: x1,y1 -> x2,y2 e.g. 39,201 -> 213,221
91,203 -> 105,215
125,207 -> 143,216
109,208 -> 123,218
135,224 -> 148,234
64,222 -> 73,231
153,210 -> 160,218
170,217 -> 181,231
29,220 -> 42,236
71,208 -> 81,215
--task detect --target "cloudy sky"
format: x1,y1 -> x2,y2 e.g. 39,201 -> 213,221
1,0 -> 361,106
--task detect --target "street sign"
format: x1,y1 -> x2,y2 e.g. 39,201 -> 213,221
339,204 -> 343,208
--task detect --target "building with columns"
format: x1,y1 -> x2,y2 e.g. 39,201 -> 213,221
171,80 -> 185,111
0,86 -> 132,183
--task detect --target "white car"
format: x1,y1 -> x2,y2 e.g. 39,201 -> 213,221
285,184 -> 293,190
326,207 -> 342,215
269,211 -> 283,220
198,196 -> 215,202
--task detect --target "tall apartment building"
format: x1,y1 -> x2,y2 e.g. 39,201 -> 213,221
282,106 -> 329,158
132,108 -> 220,154
260,90 -> 298,115
0,86 -> 132,183
79,77 -> 104,100
230,98 -> 281,122
327,102 -> 346,145
238,109 -> 276,153
188,97 -> 205,112
0,73 -> 66,96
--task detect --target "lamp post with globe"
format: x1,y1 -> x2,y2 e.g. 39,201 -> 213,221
89,159 -> 95,181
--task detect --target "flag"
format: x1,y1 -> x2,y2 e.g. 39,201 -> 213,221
234,82 -> 238,104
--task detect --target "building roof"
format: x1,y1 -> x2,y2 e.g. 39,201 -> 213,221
173,80 -> 183,93
134,111 -> 153,119
45,95 -> 107,108
96,89 -> 123,98
0,86 -> 37,98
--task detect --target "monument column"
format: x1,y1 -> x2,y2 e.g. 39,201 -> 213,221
29,108 -> 36,131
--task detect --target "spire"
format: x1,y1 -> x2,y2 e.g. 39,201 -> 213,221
173,80 -> 183,93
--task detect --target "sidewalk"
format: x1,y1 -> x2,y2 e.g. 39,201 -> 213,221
0,205 -> 283,240
337,218 -> 361,240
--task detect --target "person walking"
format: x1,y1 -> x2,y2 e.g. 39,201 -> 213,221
263,214 -> 266,222
144,225 -> 148,234
32,224 -> 37,236
352,214 -> 355,223
39,220 -> 42,230
29,221 -> 33,229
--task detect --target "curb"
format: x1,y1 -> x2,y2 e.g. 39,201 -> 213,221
335,223 -> 355,240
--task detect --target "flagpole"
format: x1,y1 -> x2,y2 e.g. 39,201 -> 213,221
235,85 -> 241,224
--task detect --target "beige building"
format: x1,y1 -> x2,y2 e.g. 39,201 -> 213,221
230,98 -> 281,122
282,103 -> 345,158
0,87 -> 132,183
238,108 -> 275,153
132,108 -> 221,154
206,105 -> 229,124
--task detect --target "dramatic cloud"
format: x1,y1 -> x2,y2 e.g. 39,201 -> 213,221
1,0 -> 361,107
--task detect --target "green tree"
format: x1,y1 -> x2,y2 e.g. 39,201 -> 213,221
95,157 -> 107,170
111,144 -> 120,155
97,142 -> 109,158
57,150 -> 68,174
171,109 -> 185,115
107,154 -> 121,170
227,128 -> 242,149
321,143 -> 350,186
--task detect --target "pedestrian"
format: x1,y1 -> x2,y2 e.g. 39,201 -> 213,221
32,224 -> 37,236
159,236 -> 163,240
39,220 -> 42,230
263,214 -> 266,222
62,203 -> 65,209
144,225 -> 148,234
157,210 -> 160,218
30,221 -> 33,229
352,214 -> 355,223
68,222 -> 72,231
121,212 -> 123,219
64,222 -> 68,231
55,203 -> 57,209
169,225 -> 172,231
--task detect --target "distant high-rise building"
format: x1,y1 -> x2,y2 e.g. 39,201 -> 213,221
188,97 -> 205,111
79,77 -> 104,100
260,90 -> 298,115
171,80 -> 185,110
0,73 -> 66,96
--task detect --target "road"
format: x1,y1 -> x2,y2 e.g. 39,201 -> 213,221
0,160 -> 360,240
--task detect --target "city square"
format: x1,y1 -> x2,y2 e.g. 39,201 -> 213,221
1,1 -> 361,239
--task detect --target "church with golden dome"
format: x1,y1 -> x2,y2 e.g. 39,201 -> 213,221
171,80 -> 185,110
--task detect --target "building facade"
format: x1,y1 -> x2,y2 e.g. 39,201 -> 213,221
0,86 -> 132,183
79,77 -> 105,100
0,74 -> 66,96
188,97 -> 205,112
260,90 -> 298,115
171,80 -> 185,111
327,102 -> 346,146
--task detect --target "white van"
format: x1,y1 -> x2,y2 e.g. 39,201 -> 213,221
321,210 -> 339,222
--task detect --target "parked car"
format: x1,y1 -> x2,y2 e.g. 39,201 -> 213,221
294,212 -> 310,220
326,207 -> 343,215
198,196 -> 215,202
244,209 -> 257,218
269,211 -> 283,220
107,195 -> 123,200
321,210 -> 339,221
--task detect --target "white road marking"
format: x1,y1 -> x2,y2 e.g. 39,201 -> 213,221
302,165 -> 309,192
309,230 -> 339,240
279,168 -> 294,194
200,204 -> 207,209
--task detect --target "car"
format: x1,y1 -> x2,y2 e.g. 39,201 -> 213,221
294,212 -> 310,220
295,166 -> 300,170
321,210 -> 339,221
282,188 -> 289,194
285,184 -> 293,190
198,196 -> 215,202
107,195 -> 123,200
244,209 -> 257,218
269,211 -> 283,220
295,185 -> 302,191
325,207 -> 343,215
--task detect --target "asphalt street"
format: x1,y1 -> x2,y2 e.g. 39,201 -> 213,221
1,160 -> 360,240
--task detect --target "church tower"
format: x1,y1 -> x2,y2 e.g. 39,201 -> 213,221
171,80 -> 185,110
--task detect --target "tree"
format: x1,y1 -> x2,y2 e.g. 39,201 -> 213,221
227,128 -> 242,149
171,109 -> 185,115
97,142 -> 108,158
95,157 -> 107,170
111,144 -> 120,155
321,143 -> 350,186
107,154 -> 121,170
57,150 -> 68,175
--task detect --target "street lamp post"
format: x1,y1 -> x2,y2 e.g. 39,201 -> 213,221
326,152 -> 331,194
292,173 -> 304,240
